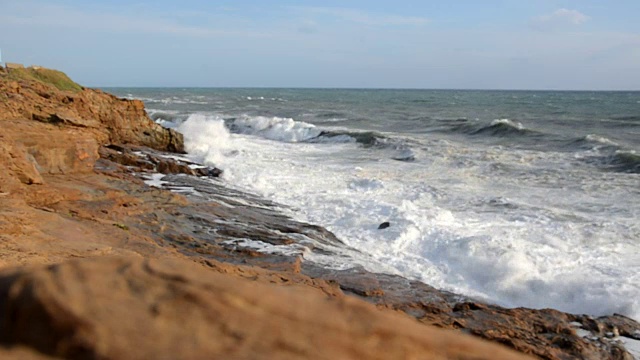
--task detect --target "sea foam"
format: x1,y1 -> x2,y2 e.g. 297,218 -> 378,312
228,115 -> 321,143
178,119 -> 640,321
178,114 -> 235,166
170,98 -> 640,323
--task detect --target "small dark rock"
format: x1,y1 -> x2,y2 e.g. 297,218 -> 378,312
105,144 -> 127,152
378,222 -> 390,230
453,302 -> 487,312
194,167 -> 223,178
156,159 -> 195,175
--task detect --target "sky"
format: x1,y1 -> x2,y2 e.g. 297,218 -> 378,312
1,0 -> 639,90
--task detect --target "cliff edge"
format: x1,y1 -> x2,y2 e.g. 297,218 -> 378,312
0,66 -> 183,154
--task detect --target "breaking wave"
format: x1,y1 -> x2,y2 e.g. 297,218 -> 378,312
580,149 -> 640,174
147,109 -> 191,128
601,151 -> 640,174
468,119 -> 534,137
226,115 -> 396,147
568,135 -> 638,173
446,119 -> 541,139
226,115 -> 322,143
567,134 -> 620,152
312,130 -> 385,147
222,114 -> 416,161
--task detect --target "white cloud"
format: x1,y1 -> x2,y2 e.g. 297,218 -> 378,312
533,8 -> 590,26
295,7 -> 429,27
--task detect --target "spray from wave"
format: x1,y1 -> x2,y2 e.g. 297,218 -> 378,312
226,115 -> 322,142
178,114 -> 236,166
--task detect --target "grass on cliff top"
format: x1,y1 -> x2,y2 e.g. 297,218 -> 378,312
7,67 -> 83,92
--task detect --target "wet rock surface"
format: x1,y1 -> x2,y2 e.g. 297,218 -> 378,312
302,265 -> 640,360
99,144 -> 222,178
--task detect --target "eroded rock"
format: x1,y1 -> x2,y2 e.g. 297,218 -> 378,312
0,72 -> 183,153
0,256 -> 532,360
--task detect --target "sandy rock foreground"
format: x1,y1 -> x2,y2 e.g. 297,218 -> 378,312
0,256 -> 532,360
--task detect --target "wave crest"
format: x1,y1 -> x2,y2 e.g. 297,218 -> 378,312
445,118 -> 539,139
313,130 -> 383,147
227,116 -> 321,143
471,119 -> 529,136
220,114 -> 417,161
147,109 -> 191,129
568,134 -> 620,152
604,151 -> 640,174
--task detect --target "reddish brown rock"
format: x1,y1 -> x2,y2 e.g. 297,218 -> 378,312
0,67 -> 182,201
1,140 -> 44,185
4,120 -> 99,176
0,256 -> 533,360
303,267 -> 640,360
0,69 -> 183,153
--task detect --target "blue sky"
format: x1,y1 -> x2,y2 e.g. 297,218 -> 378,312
1,0 -> 639,89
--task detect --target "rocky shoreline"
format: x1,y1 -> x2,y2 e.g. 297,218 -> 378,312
1,66 -> 638,359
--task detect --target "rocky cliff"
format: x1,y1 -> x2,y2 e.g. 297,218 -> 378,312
0,67 -> 637,360
0,67 -> 183,155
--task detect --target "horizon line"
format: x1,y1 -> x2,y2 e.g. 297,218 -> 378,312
95,85 -> 640,92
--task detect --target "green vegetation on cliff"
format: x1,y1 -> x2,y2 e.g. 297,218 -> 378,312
7,67 -> 83,92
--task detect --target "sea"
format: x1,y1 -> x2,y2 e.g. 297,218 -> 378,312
106,87 -> 640,321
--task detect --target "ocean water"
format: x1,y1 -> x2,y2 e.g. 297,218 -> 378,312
107,87 -> 640,320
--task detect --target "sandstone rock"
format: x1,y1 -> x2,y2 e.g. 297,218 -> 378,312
0,71 -> 183,154
155,158 -> 196,175
0,70 -> 184,194
1,141 -> 44,185
3,120 -> 99,176
0,256 -> 532,360
98,146 -> 156,170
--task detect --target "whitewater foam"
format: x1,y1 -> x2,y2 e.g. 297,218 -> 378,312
228,115 -> 322,143
584,134 -> 619,147
143,173 -> 169,188
490,118 -> 525,130
159,91 -> 640,323
178,114 -> 236,166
